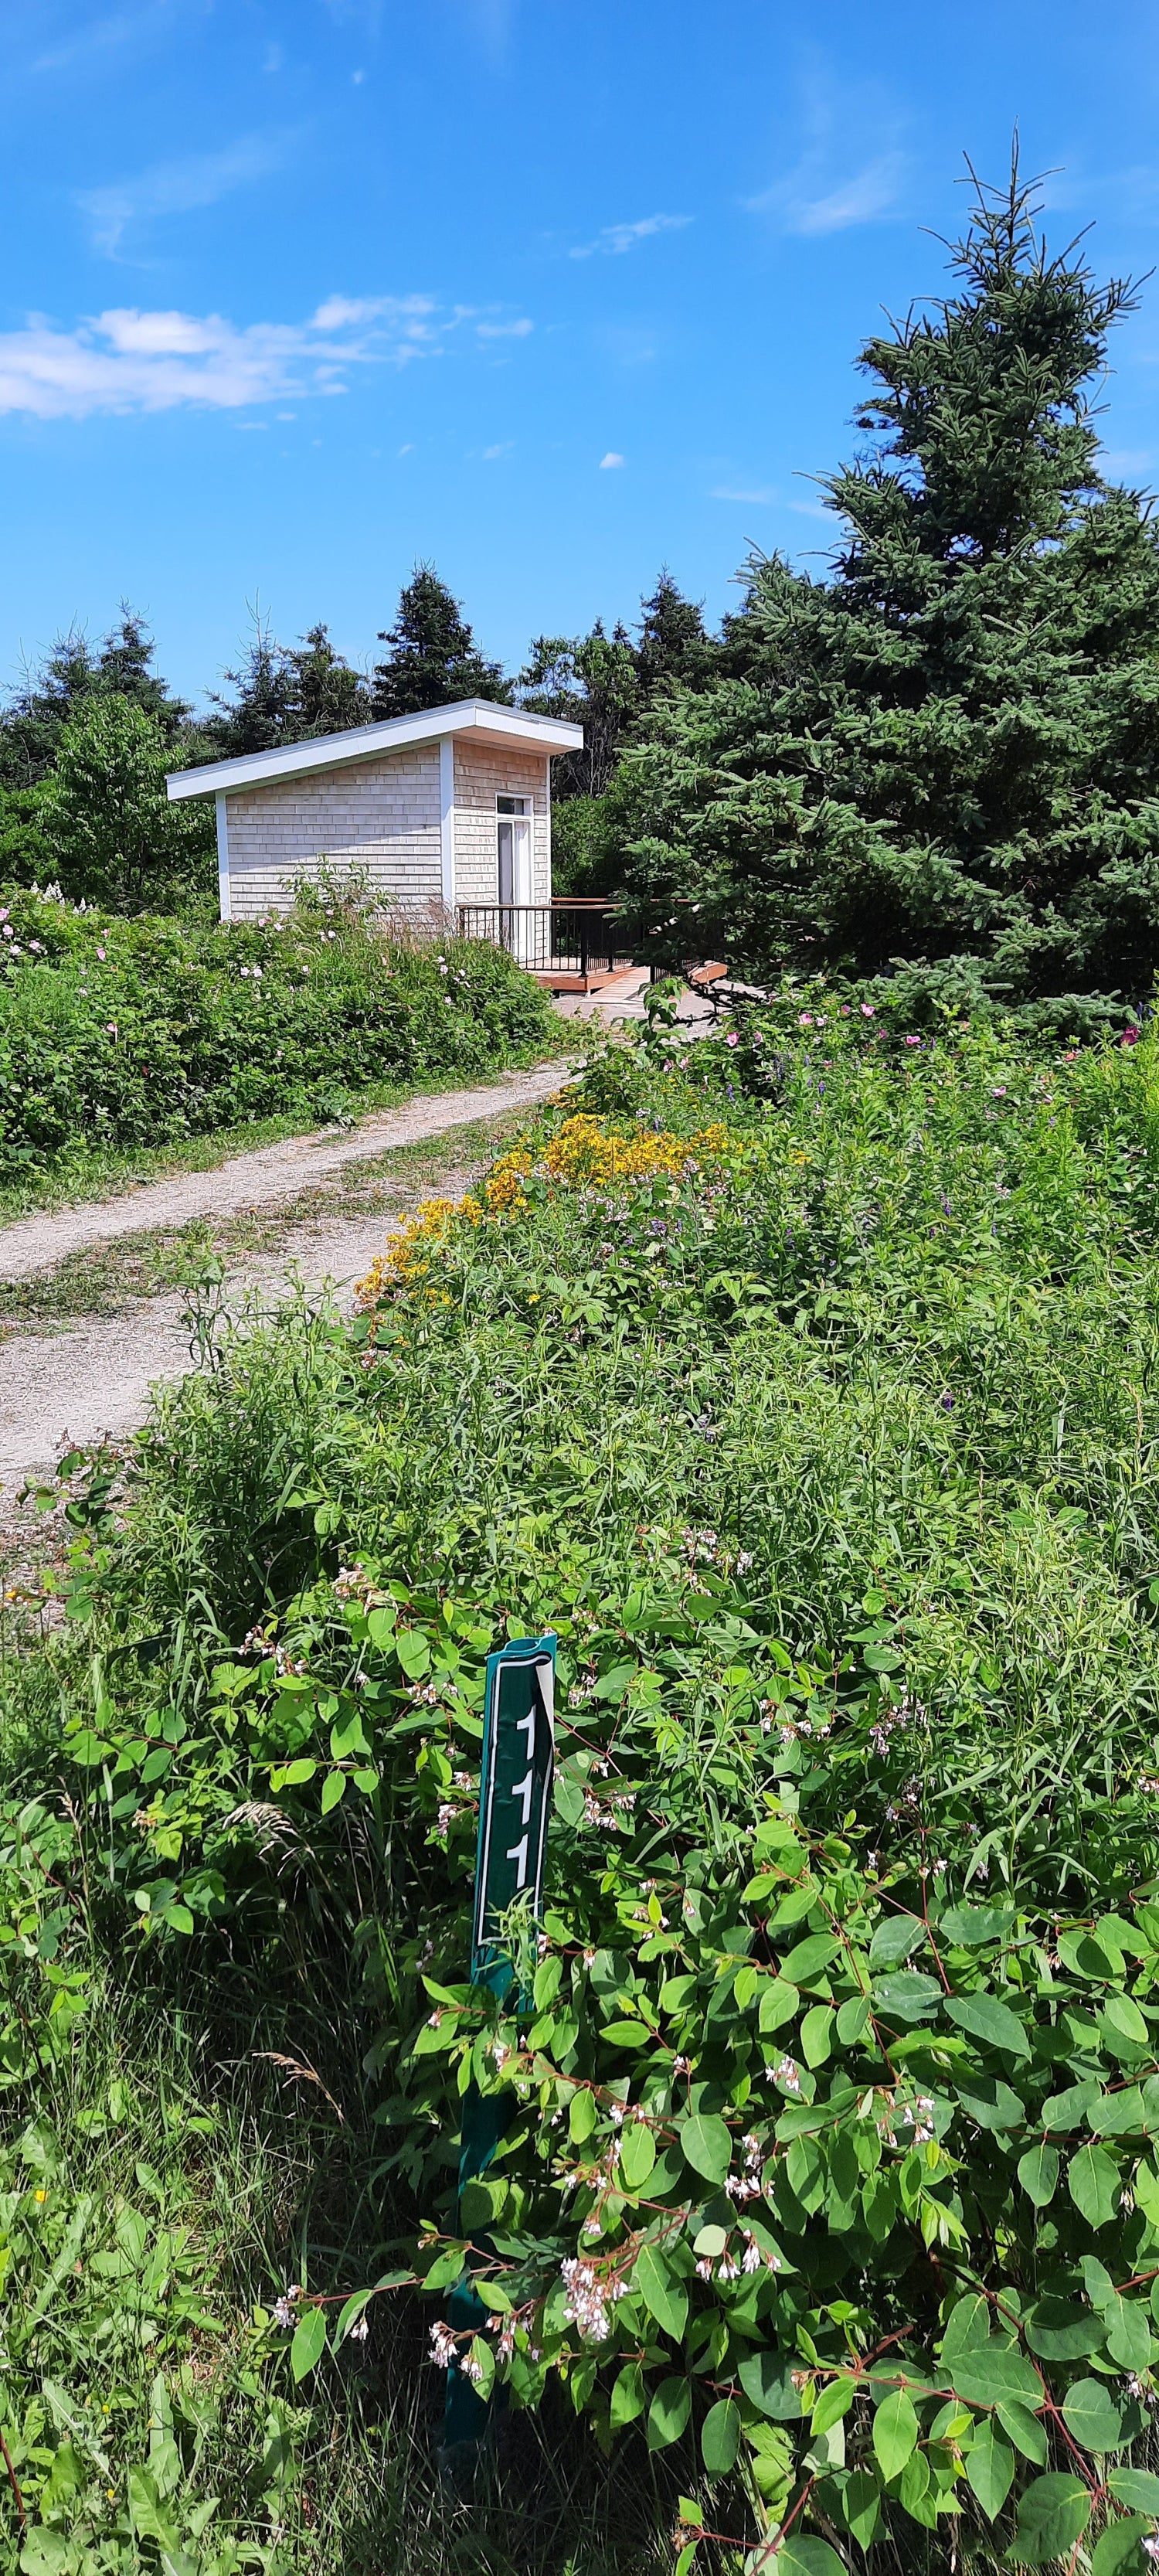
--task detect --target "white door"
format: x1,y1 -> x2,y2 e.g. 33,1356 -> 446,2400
497,798 -> 532,958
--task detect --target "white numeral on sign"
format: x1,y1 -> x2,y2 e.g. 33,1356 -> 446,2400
505,1833 -> 529,1887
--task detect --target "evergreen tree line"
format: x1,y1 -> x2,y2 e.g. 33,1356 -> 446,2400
0,568 -> 716,908
7,152 -> 1159,1013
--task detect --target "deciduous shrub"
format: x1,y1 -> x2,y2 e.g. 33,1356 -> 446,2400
0,886 -> 563,1176
9,1013 -> 1159,2566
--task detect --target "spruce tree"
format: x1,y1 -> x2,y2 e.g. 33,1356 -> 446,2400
620,155 -> 1159,1017
371,567 -> 509,719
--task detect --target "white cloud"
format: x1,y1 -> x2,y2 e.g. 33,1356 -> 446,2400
569,213 -> 691,260
747,66 -> 906,237
599,451 -> 624,470
749,148 -> 904,236
711,485 -> 777,504
482,441 -> 512,459
79,133 -> 296,257
475,317 -> 533,339
29,2 -> 179,77
0,295 -> 456,420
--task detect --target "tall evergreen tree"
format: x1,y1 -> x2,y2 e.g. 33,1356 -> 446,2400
206,615 -> 369,755
519,621 -> 639,798
619,155 -> 1159,1013
0,610 -> 192,786
371,567 -> 509,719
635,570 -> 715,699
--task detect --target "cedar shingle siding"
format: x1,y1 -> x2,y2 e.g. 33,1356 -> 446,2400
223,746 -> 442,922
222,736 -> 551,920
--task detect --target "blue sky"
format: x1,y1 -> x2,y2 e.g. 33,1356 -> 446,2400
3,0 -> 1159,709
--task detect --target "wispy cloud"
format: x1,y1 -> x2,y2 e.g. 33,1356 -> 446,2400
599,451 -> 624,470
476,316 -> 533,339
711,485 -> 777,504
0,296 -> 479,420
78,132 -> 296,257
569,213 -> 691,260
747,66 -> 907,236
29,2 -> 177,76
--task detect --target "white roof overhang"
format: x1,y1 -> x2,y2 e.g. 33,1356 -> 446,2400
167,696 -> 584,802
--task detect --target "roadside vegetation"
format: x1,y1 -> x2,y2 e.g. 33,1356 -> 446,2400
4,995 -> 1159,2571
0,882 -> 564,1211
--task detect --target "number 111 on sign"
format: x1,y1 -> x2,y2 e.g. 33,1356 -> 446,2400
471,1635 -> 556,1987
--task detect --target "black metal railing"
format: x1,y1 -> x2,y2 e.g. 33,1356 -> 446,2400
454,900 -> 624,978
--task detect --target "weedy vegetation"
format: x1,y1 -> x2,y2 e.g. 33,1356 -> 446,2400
5,991 -> 1159,2574
0,880 -> 564,1213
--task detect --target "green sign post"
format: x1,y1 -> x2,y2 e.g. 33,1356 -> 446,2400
445,1633 -> 556,2452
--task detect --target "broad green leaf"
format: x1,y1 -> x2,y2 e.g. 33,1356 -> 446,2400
18,2537 -> 73,2576
836,1992 -> 871,2044
948,2339 -> 1042,2409
1011,2473 -> 1092,2564
619,2118 -> 657,2192
610,2363 -> 644,2429
1069,2141 -> 1121,2229
701,2396 -> 740,2476
759,1978 -> 800,2033
812,2375 -> 856,2436
873,1970 -> 943,2022
944,1992 -> 1031,2058
800,2003 -> 834,2067
965,2419 -> 1015,2519
738,2350 -> 804,2418
1105,2293 -> 1154,2374
995,2399 -> 1048,2464
1025,2296 -> 1105,2361
954,2074 -> 1025,2131
1043,2078 -> 1102,2131
840,2469 -> 883,2550
938,1904 -> 1016,1945
778,1935 -> 840,1986
678,2111 -> 732,2186
1108,2469 -> 1159,2512
1062,2377 -> 1125,2452
775,2543 -> 847,2576
868,1914 -> 926,1967
941,2291 -> 990,2360
1017,2141 -> 1059,2207
569,2089 -> 597,2145
647,2376 -> 692,2449
290,2305 -> 328,2381
1102,1994 -> 1150,2049
395,1630 -> 430,1679
1091,2516 -> 1154,2575
321,1769 -> 347,1815
1092,2088 -> 1147,2138
872,2387 -> 919,2481
634,2241 -> 688,2341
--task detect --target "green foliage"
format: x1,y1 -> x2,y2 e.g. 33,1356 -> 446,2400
371,567 -> 510,720
205,616 -> 370,758
0,613 -> 195,791
15,1008 -> 1159,2561
40,699 -> 215,913
0,888 -> 561,1176
618,155 -> 1159,1015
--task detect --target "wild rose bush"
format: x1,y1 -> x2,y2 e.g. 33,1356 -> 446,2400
0,884 -> 562,1179
9,1010 -> 1159,2568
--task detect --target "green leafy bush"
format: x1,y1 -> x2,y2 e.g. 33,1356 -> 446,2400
39,697 -> 216,913
9,1009 -> 1159,2564
0,887 -> 563,1176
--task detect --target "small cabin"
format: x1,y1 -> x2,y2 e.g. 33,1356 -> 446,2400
166,699 -> 584,927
